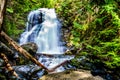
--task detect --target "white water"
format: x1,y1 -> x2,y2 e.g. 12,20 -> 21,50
20,8 -> 64,54
19,8 -> 74,72
35,9 -> 64,54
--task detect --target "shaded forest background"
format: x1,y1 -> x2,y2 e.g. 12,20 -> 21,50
3,0 -> 120,76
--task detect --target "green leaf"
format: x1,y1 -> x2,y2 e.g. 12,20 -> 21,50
73,22 -> 83,30
6,8 -> 14,13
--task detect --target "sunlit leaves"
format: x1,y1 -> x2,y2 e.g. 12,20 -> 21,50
70,0 -> 120,69
73,22 -> 83,30
6,8 -> 13,13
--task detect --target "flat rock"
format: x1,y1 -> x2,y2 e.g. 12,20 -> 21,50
39,69 -> 104,80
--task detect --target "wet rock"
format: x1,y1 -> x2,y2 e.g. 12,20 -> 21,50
13,65 -> 46,80
15,42 -> 38,65
39,69 -> 104,80
21,42 -> 38,56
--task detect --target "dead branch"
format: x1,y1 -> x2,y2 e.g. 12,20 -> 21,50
0,53 -> 18,78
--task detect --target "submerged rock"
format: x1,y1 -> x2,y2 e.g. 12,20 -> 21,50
39,69 -> 104,80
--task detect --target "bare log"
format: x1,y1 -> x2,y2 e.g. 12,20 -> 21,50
0,0 -> 6,30
0,53 -> 18,78
0,31 -> 51,72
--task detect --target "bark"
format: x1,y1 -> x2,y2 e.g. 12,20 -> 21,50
0,53 -> 18,78
0,0 -> 6,31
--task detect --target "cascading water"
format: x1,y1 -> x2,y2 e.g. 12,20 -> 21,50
20,8 -> 64,54
19,8 -> 74,73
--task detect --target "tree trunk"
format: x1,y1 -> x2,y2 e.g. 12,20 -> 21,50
0,0 -> 6,31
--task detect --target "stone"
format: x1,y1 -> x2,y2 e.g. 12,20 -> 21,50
13,65 -> 45,80
21,42 -> 38,56
39,69 -> 104,80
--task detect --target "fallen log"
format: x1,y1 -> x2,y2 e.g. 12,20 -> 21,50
0,53 -> 18,78
0,31 -> 71,72
0,31 -> 69,72
0,31 -> 51,72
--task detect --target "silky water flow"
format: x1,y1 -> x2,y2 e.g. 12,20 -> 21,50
19,8 -> 74,73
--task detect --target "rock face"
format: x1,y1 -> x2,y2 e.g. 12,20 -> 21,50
39,69 -> 104,80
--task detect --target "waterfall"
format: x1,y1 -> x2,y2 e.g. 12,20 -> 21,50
20,8 -> 64,54
19,8 -> 74,72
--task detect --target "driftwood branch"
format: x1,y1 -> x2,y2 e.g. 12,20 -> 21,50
0,53 -> 18,78
0,0 -> 6,30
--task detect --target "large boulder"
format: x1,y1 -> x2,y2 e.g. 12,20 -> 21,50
39,69 -> 104,80
17,42 -> 38,65
21,42 -> 38,56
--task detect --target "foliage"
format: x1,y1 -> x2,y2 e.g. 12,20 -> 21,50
4,0 -> 120,69
65,0 -> 120,69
